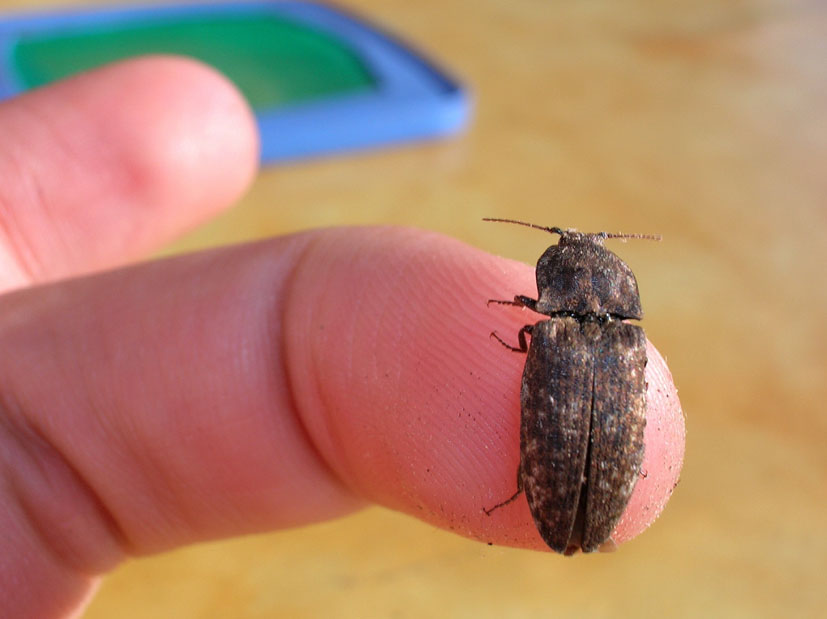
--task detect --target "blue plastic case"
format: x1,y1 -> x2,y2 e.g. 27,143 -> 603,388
0,1 -> 471,163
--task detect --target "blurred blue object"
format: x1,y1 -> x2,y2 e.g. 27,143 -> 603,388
0,1 -> 471,163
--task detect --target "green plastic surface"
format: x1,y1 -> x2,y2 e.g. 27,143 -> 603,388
12,14 -> 376,108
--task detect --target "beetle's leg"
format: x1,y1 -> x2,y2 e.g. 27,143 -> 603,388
516,324 -> 534,350
490,324 -> 533,353
483,466 -> 524,516
487,295 -> 538,312
514,295 -> 538,311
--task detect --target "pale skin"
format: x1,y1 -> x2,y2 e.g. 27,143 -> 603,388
0,57 -> 685,617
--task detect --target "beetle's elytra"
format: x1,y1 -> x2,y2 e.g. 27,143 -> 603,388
484,218 -> 659,555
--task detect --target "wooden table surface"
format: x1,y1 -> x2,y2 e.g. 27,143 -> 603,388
6,0 -> 823,616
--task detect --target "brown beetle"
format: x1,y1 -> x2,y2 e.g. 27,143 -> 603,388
484,219 -> 659,554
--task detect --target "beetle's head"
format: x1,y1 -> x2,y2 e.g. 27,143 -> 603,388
482,219 -> 658,320
535,230 -> 643,319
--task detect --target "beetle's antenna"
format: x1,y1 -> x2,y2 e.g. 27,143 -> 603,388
482,218 -> 563,235
483,219 -> 661,242
602,232 -> 662,242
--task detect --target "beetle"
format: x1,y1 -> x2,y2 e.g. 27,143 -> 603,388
483,218 -> 659,554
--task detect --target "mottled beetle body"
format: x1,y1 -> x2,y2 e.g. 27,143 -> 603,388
485,219 -> 656,555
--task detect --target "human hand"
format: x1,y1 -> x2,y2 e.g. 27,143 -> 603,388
0,57 -> 684,618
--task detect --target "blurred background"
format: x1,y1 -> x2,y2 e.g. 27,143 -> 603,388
1,0 -> 824,616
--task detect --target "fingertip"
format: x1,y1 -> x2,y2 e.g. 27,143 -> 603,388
282,228 -> 685,552
86,55 -> 260,227
611,342 -> 685,546
0,55 -> 260,286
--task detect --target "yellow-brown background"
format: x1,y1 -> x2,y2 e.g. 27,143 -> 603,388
2,0 -> 824,616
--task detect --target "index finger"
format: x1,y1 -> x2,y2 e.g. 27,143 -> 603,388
0,228 -> 684,616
